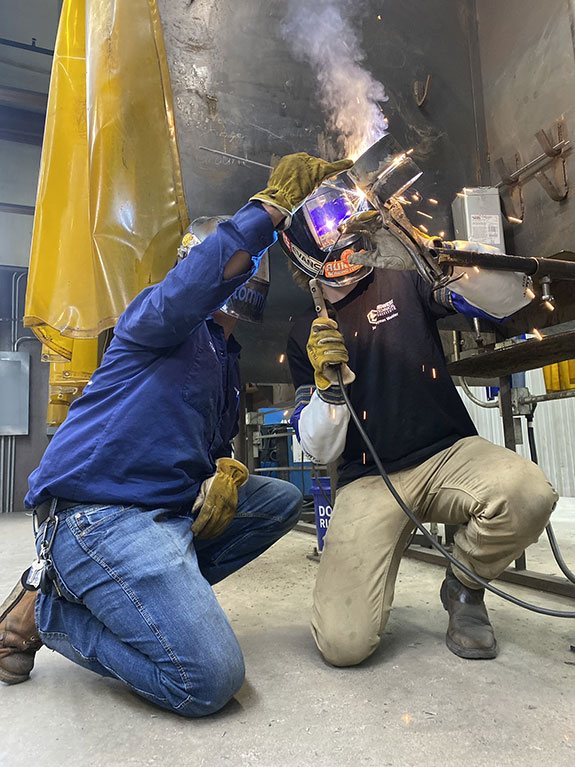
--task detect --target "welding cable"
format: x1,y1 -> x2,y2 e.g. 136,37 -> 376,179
336,369 -> 575,618
460,378 -> 499,409
525,415 -> 575,585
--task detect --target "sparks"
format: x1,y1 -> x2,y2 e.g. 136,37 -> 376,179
362,452 -> 367,465
431,368 -> 438,379
283,410 -> 289,418
544,300 -> 555,312
473,266 -> 480,273
278,354 -> 286,363
532,329 -> 544,341
428,198 -> 439,205
417,211 -> 433,220
438,231 -> 446,238
419,224 -> 429,233
363,410 -> 367,420
354,331 -> 358,337
401,713 -> 413,726
508,216 -> 523,225
411,192 -> 421,202
526,288 -> 536,300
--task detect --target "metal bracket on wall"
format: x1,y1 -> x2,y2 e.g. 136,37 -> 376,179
496,117 -> 571,223
495,151 -> 525,223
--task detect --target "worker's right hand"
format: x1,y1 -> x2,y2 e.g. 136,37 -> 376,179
306,318 -> 355,397
251,153 -> 353,228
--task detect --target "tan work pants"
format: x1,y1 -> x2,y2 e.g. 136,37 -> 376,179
312,436 -> 558,667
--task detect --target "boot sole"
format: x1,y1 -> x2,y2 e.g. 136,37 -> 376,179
440,579 -> 498,660
445,633 -> 498,660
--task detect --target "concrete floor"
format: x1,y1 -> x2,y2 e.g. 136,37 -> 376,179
1,506 -> 574,767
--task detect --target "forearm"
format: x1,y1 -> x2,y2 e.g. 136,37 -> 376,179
223,205 -> 284,280
116,202 -> 277,348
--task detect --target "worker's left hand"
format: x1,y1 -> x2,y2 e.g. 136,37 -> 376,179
251,153 -> 353,227
192,458 -> 249,540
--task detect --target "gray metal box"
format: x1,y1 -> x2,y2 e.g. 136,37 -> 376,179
452,187 -> 505,250
0,352 -> 30,436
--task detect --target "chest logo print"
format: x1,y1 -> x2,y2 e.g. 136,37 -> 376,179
367,299 -> 399,327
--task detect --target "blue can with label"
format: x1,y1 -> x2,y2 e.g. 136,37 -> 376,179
311,477 -> 333,553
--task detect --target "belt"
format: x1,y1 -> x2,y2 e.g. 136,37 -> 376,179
35,498 -> 82,527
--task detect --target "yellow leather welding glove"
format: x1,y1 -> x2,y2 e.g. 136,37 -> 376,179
251,153 -> 353,227
306,318 -> 355,400
192,458 -> 249,540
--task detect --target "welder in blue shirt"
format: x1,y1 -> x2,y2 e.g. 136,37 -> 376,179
0,153 -> 353,716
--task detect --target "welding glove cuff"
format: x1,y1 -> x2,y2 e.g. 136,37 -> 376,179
251,153 -> 353,230
191,458 -> 249,540
306,318 -> 355,402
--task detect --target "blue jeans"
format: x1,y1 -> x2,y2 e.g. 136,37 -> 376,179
34,476 -> 302,717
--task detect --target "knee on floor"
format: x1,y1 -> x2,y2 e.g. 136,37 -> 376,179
161,643 -> 246,718
313,623 -> 380,668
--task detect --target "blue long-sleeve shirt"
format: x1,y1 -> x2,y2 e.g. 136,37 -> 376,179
26,202 -> 276,509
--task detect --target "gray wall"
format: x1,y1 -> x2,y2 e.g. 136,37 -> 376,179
477,0 -> 575,257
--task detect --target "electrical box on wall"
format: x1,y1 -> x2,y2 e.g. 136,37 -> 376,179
452,187 -> 505,250
0,352 -> 30,435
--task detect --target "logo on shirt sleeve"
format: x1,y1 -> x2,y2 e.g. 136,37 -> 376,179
367,299 -> 399,327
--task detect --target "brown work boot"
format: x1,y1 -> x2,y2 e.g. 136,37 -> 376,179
440,567 -> 498,660
0,578 -> 42,684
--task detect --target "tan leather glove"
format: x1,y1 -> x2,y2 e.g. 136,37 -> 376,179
339,209 -> 383,236
251,153 -> 353,227
192,458 -> 249,540
306,318 -> 355,400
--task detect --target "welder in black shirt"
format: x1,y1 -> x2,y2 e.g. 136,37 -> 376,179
283,192 -> 558,665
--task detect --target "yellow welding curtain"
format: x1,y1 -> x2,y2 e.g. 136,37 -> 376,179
25,0 -> 188,349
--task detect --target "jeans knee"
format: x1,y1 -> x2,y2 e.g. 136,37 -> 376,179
161,641 -> 246,718
274,480 -> 303,528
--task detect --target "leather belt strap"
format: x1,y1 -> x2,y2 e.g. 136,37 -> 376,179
35,498 -> 81,527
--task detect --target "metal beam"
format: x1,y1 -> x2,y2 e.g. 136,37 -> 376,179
0,86 -> 47,114
0,203 -> 35,216
0,37 -> 54,57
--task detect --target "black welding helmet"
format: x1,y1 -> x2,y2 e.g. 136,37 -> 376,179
279,175 -> 374,287
178,216 -> 270,323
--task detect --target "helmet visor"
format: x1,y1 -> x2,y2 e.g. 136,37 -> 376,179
302,180 -> 369,251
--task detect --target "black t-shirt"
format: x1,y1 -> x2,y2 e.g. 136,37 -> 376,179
287,270 -> 478,487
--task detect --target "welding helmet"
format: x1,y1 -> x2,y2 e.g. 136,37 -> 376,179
279,176 -> 374,287
178,216 -> 270,323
